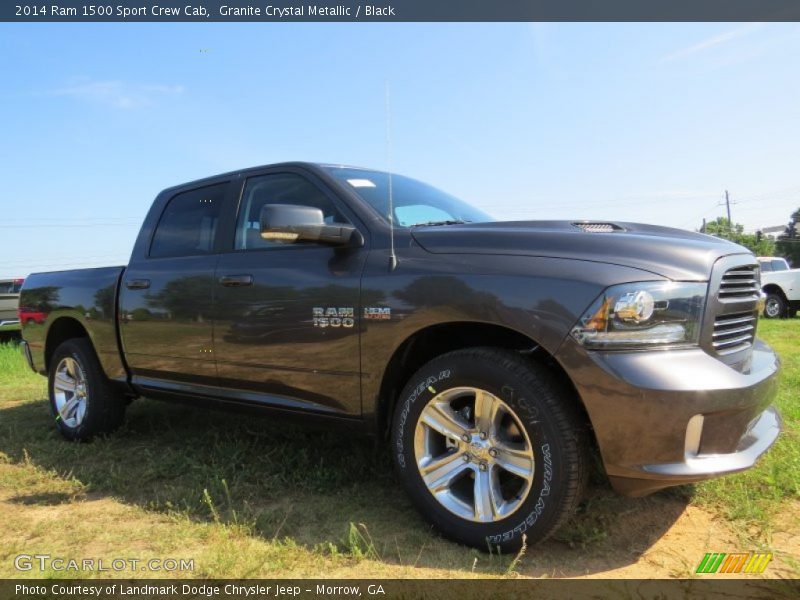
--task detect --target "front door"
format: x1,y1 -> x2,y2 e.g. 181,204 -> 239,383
213,170 -> 367,416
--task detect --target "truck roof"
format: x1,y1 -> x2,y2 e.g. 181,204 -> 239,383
159,161 -> 379,194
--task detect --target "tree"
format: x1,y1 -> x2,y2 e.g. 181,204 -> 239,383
22,285 -> 59,312
700,217 -> 776,256
776,208 -> 800,267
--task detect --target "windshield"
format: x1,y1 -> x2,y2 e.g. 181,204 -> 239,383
324,167 -> 494,227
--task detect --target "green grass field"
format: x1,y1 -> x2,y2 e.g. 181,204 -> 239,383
0,322 -> 797,579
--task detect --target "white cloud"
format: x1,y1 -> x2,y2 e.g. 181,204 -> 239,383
53,79 -> 184,109
660,23 -> 765,63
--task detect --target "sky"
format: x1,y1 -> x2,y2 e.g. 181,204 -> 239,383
1,22 -> 799,278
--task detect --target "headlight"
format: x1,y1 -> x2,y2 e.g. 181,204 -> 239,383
571,281 -> 707,350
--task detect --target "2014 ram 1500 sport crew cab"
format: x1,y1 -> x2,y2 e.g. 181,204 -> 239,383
20,163 -> 781,551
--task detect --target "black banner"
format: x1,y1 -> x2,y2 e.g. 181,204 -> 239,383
4,0 -> 800,23
4,579 -> 800,600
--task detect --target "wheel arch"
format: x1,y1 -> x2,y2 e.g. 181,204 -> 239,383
376,321 -> 594,445
44,317 -> 90,373
762,283 -> 787,301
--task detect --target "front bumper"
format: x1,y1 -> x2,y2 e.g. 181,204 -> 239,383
556,337 -> 781,497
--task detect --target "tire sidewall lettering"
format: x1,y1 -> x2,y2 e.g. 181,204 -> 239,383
487,442 -> 552,545
395,369 -> 451,469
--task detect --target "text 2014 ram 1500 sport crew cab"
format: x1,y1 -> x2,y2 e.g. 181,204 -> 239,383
19,163 -> 781,551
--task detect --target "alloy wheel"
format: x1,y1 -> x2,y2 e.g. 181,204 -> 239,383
765,298 -> 782,318
53,357 -> 89,428
414,387 -> 535,523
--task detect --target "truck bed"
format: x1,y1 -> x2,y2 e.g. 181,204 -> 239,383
20,266 -> 128,382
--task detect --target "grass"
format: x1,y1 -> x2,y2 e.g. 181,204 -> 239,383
0,322 -> 797,579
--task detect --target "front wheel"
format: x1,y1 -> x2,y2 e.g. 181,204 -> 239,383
48,338 -> 127,441
391,347 -> 587,552
764,293 -> 786,319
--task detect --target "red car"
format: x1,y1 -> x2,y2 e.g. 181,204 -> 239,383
18,306 -> 46,325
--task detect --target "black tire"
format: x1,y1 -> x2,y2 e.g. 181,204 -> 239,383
391,347 -> 587,552
48,338 -> 127,441
763,293 -> 786,319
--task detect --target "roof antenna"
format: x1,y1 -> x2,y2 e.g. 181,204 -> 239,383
385,80 -> 398,271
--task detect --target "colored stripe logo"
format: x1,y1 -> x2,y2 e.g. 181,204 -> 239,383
696,552 -> 772,574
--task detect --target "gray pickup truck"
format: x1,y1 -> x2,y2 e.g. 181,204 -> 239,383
19,162 -> 780,551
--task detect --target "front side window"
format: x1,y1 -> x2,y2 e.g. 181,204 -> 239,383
235,173 -> 348,250
324,167 -> 493,227
150,183 -> 227,258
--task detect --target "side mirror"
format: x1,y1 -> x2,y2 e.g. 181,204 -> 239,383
260,204 -> 361,246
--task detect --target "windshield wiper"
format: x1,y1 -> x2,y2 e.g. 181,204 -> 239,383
410,220 -> 470,227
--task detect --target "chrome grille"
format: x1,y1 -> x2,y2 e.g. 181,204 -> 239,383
705,259 -> 762,362
713,310 -> 757,354
717,264 -> 760,300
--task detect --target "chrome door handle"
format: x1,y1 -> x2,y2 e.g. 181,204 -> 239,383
219,274 -> 254,287
125,279 -> 150,290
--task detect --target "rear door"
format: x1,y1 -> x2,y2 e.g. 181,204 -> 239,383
119,180 -> 233,386
212,168 -> 368,416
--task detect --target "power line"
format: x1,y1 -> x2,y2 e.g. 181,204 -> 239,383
679,201 -> 723,229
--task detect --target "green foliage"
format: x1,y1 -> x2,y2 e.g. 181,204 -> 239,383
775,208 -> 800,268
701,217 -> 776,256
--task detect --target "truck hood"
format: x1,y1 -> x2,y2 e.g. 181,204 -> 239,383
410,220 -> 752,281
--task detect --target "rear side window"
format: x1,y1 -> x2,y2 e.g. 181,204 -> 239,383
150,183 -> 227,258
760,260 -> 773,272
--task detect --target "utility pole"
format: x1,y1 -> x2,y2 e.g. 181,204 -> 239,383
724,190 -> 732,226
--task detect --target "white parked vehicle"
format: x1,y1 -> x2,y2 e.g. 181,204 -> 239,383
0,278 -> 23,333
758,256 -> 800,318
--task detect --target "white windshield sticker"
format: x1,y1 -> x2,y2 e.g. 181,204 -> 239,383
346,178 -> 376,188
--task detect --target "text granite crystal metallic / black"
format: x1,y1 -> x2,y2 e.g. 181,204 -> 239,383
18,162 -> 780,551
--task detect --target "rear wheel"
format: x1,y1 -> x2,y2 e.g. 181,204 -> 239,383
48,338 -> 127,441
764,293 -> 786,319
391,347 -> 587,552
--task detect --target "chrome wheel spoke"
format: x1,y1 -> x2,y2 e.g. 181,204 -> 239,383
473,468 -> 498,522
474,389 -> 501,435
54,372 -> 75,392
59,396 -> 80,420
421,450 -> 469,491
420,403 -> 468,441
494,442 -> 535,481
64,357 -> 78,378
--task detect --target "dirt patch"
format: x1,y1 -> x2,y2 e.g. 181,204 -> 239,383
513,500 -> 798,579
2,481 -> 796,579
